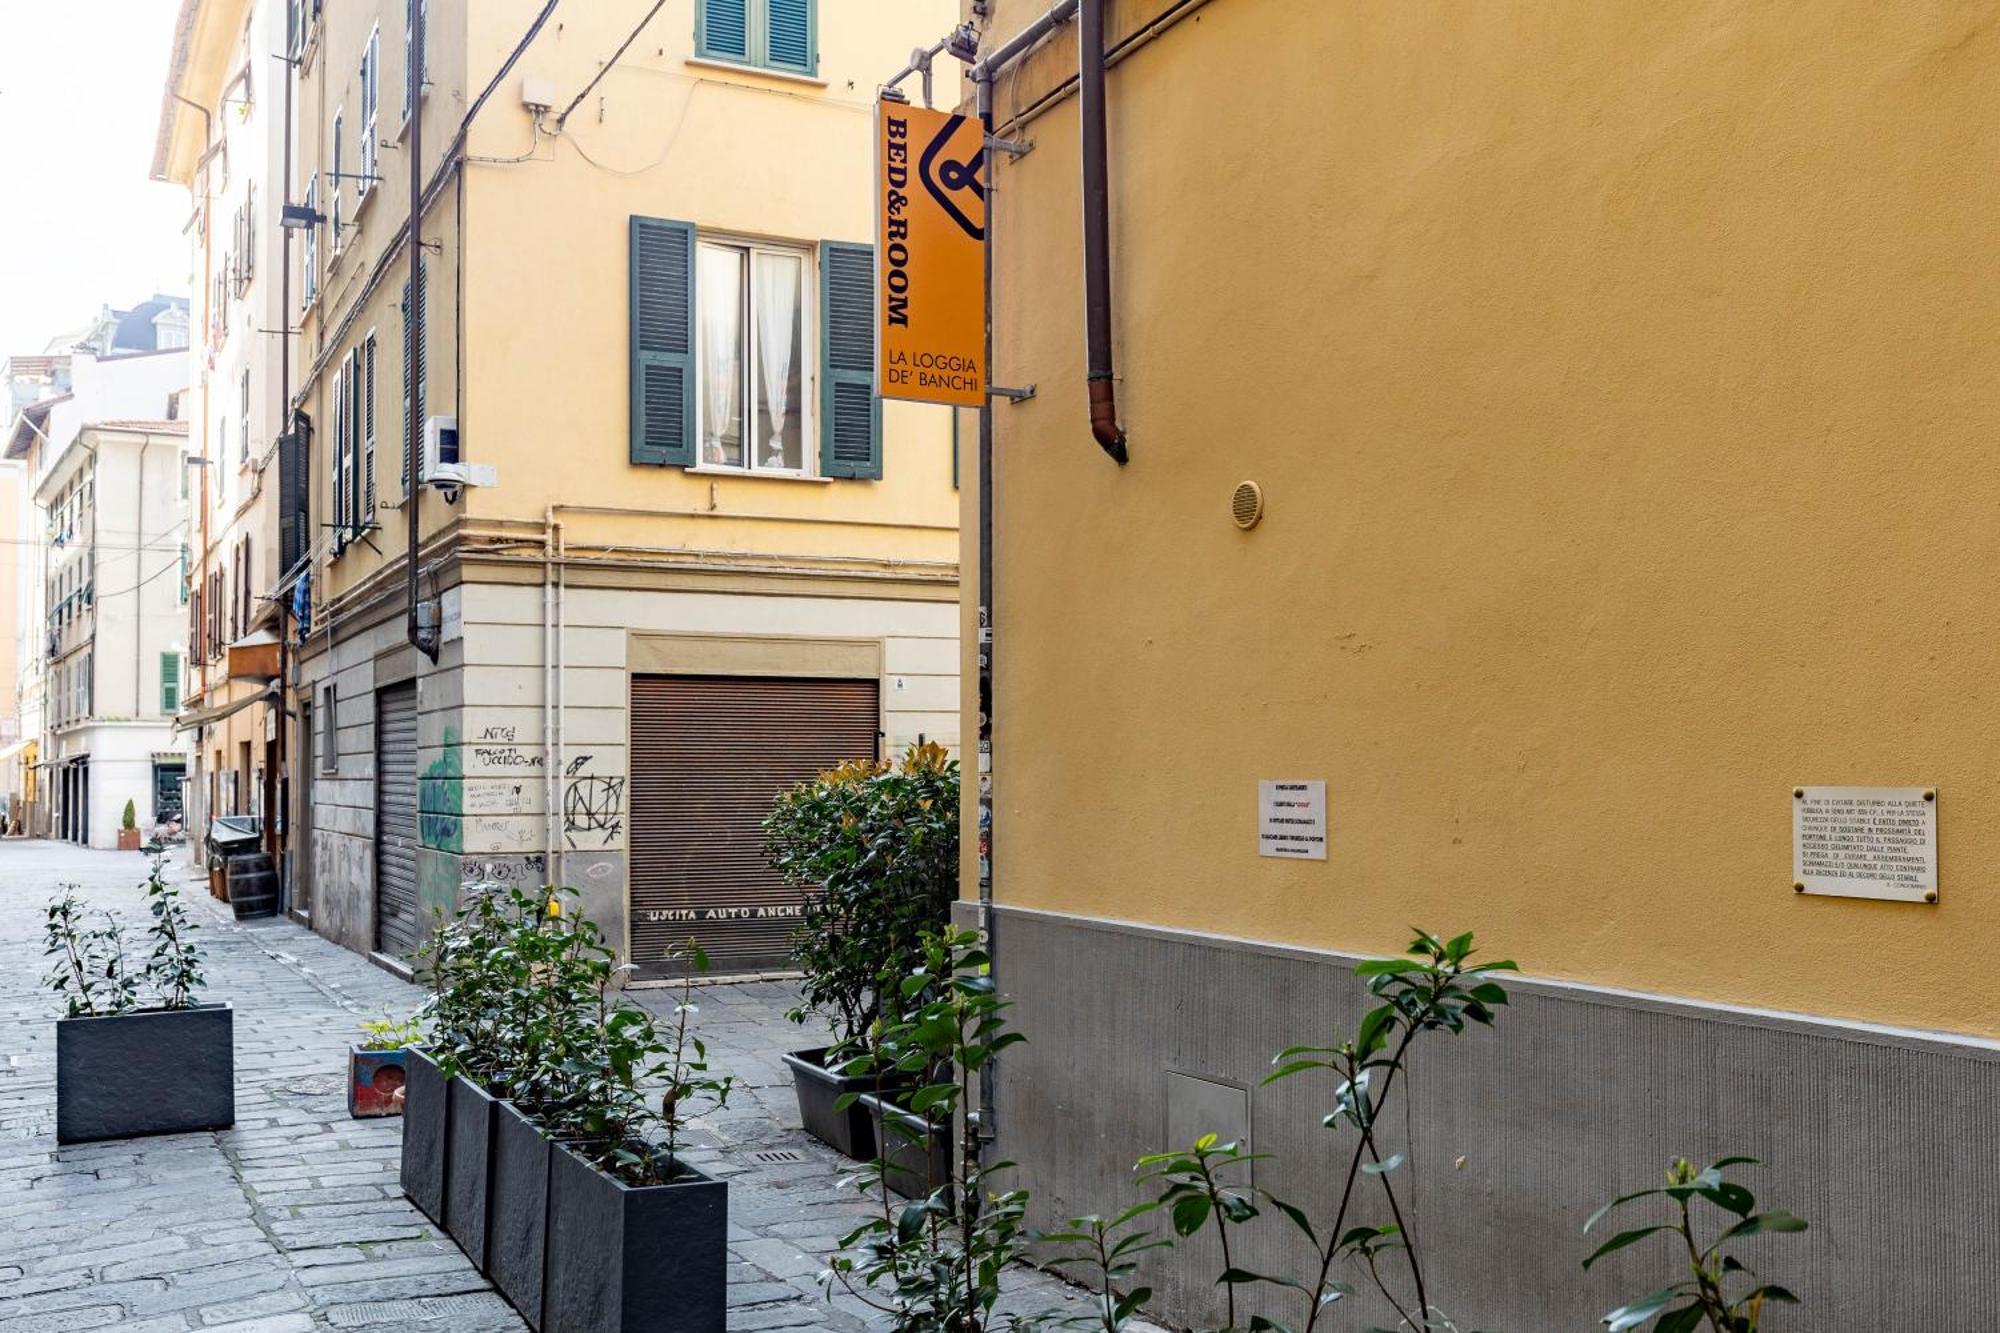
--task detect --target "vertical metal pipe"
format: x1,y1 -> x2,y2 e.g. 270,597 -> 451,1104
1079,0 -> 1127,464
975,69 -> 999,1158
274,36 -> 294,878
406,0 -> 429,658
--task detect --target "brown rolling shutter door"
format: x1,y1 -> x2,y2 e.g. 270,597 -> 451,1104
629,674 -> 880,977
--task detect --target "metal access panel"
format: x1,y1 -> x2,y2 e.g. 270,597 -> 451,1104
628,673 -> 880,977
374,682 -> 422,959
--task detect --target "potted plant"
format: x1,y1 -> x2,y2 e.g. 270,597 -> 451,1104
542,937 -> 733,1333
418,891 -> 516,1265
117,799 -> 141,851
349,1015 -> 421,1119
765,742 -> 958,1158
485,888 -> 616,1329
44,858 -> 234,1143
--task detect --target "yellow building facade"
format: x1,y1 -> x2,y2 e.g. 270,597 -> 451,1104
285,0 -> 959,972
962,0 -> 2000,1326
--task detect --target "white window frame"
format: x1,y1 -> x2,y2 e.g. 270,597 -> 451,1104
359,28 -> 379,200
319,682 -> 338,772
692,235 -> 817,478
329,109 -> 345,253
301,175 -> 319,308
402,0 -> 427,129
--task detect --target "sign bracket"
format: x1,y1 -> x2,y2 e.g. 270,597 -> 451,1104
989,384 -> 1037,403
986,134 -> 1034,159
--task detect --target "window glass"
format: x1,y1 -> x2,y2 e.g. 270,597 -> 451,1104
752,251 -> 804,471
698,244 -> 745,468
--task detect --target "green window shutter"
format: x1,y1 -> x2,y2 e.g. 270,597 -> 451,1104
160,652 -> 179,715
819,240 -> 881,480
699,0 -> 749,61
363,334 -> 376,520
766,0 -> 815,73
630,216 -> 697,467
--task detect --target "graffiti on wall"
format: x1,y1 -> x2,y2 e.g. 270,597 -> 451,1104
562,753 -> 624,851
419,729 -> 464,853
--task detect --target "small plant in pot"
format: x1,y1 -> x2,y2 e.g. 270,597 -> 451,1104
349,1015 -> 421,1119
765,741 -> 958,1158
44,857 -> 234,1143
117,798 -> 142,851
542,936 -> 734,1333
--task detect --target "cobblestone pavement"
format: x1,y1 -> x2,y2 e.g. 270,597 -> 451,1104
0,842 -> 1117,1333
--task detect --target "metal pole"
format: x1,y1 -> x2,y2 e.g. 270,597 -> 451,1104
974,68 -> 999,1160
406,0 -> 430,660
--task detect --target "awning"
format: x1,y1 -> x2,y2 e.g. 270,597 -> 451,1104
173,681 -> 279,734
0,739 -> 29,763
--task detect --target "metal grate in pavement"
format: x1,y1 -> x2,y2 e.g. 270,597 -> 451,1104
326,1294 -> 501,1326
751,1148 -> 807,1164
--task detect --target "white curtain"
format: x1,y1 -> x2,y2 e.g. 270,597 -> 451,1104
698,246 -> 743,464
753,253 -> 800,466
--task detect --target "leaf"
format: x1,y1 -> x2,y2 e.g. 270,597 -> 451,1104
1362,1153 -> 1405,1175
1716,1210 -> 1808,1244
1170,1193 -> 1212,1237
1582,1225 -> 1671,1271
1353,959 -> 1419,977
1742,1284 -> 1800,1304
1602,1287 -> 1684,1331
1584,1188 -> 1665,1234
1654,1307 -> 1705,1333
1695,1181 -> 1756,1218
1218,1267 -> 1307,1294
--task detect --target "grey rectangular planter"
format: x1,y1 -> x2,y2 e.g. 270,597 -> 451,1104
56,1003 -> 234,1144
487,1102 -> 551,1330
783,1047 -> 905,1160
860,1092 -> 953,1201
543,1140 -> 726,1333
399,1047 -> 449,1224
444,1073 -> 498,1266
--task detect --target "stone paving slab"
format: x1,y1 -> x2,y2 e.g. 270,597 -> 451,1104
0,842 -> 1135,1332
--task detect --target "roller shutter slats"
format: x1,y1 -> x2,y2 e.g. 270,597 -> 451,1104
628,674 -> 878,976
374,683 -> 421,959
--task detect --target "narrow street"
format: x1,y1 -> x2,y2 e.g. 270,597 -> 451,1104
0,842 -> 1096,1332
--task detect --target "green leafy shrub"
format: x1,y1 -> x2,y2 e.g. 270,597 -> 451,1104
766,741 -> 959,1053
415,886 -> 730,1186
1585,1156 -> 1806,1332
358,1015 -> 425,1050
140,854 -> 203,1009
43,886 -> 135,1018
121,800 -> 137,831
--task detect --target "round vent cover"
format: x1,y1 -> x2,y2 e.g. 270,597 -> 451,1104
1231,480 -> 1264,530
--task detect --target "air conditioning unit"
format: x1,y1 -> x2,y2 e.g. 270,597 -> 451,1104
423,415 -> 495,493
423,415 -> 460,479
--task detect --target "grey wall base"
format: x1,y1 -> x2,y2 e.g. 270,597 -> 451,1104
963,902 -> 2000,1330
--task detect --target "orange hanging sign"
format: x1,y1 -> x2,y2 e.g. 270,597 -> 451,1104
876,101 -> 986,407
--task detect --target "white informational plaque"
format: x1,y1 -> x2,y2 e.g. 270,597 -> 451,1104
1793,786 -> 1937,903
1258,781 -> 1328,861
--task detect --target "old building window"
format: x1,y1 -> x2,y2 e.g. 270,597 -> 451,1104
697,0 -> 815,77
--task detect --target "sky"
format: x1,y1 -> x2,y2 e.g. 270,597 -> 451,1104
0,0 -> 191,356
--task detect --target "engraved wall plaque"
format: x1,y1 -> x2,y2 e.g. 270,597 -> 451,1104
1793,786 -> 1937,903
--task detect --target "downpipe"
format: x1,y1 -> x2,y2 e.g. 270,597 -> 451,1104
1079,0 -> 1127,465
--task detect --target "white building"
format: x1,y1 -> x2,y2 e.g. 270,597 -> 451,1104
5,346 -> 191,846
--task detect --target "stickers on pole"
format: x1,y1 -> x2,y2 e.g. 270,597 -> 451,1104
876,101 -> 986,407
1258,781 -> 1327,861
1792,785 -> 1937,903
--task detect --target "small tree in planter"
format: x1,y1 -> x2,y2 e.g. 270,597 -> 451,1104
44,859 -> 233,1143
118,799 -> 142,850
767,741 -> 958,1158
542,936 -> 735,1333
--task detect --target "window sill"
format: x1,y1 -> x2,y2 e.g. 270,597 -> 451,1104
684,57 -> 826,88
687,465 -> 832,484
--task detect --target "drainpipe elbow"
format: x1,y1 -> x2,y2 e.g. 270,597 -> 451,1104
1088,377 -> 1127,465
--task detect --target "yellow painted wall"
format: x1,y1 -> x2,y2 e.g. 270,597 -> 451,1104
457,0 -> 960,567
975,0 -> 2000,1035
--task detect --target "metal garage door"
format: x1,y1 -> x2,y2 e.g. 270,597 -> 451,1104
374,682 -> 421,960
629,674 -> 880,978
